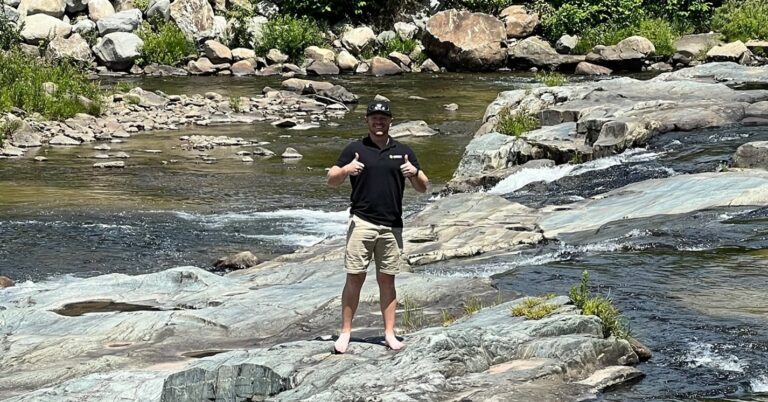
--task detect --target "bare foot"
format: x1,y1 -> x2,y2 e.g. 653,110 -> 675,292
333,332 -> 351,354
384,333 -> 404,351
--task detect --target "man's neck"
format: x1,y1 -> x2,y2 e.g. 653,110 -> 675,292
368,133 -> 390,149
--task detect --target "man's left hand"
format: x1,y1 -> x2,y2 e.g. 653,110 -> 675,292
400,155 -> 418,178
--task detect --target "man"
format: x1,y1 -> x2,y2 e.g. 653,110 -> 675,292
326,100 -> 429,353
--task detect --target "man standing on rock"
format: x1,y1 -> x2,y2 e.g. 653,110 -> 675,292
326,100 -> 429,353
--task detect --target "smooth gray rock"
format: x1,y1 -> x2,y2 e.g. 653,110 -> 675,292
390,120 -> 439,138
306,60 -> 339,76
146,0 -> 170,20
92,32 -> 143,71
18,0 -> 65,17
586,36 -> 655,71
340,26 -> 375,55
673,33 -> 723,65
508,36 -> 585,70
97,8 -> 142,35
20,14 -> 71,45
317,85 -> 358,104
46,33 -> 93,64
556,34 -> 578,54
575,61 -> 611,76
368,56 -> 402,76
653,62 -> 768,86
733,141 -> 768,169
707,40 -> 750,62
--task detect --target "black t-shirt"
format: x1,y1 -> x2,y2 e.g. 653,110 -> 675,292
335,136 -> 421,227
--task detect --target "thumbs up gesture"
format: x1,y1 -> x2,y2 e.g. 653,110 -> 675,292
346,152 -> 365,176
400,154 -> 418,178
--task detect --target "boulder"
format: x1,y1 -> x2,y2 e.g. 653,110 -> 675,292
230,60 -> 256,75
231,47 -> 255,61
420,58 -> 440,72
673,33 -> 723,65
20,14 -> 71,45
586,36 -> 655,71
575,61 -> 612,76
394,21 -> 418,40
187,57 -> 216,74
146,0 -> 170,20
203,40 -> 232,63
0,275 -> 13,288
18,0 -> 65,17
2,5 -> 19,23
341,26 -> 376,55
92,32 -> 143,71
212,251 -> 259,271
423,9 -> 507,71
266,48 -> 288,64
281,147 -> 302,158
499,5 -> 538,38
746,39 -> 768,54
170,0 -> 214,40
49,134 -> 81,145
143,63 -> 188,75
648,62 -> 673,72
96,9 -> 142,35
304,46 -> 335,63
556,34 -> 578,54
281,78 -> 334,93
336,50 -> 359,71
390,120 -> 439,138
87,0 -> 114,21
706,41 -> 750,62
45,33 -> 93,64
126,88 -> 168,107
368,56 -> 402,76
73,18 -> 97,35
388,51 -> 411,67
733,141 -> 768,169
318,85 -> 358,103
508,36 -> 585,70
355,61 -> 369,74
376,30 -> 396,45
306,60 -> 339,76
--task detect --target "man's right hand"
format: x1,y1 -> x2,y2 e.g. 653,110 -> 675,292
345,153 -> 365,176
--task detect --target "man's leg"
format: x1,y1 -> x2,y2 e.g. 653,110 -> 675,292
335,272 -> 366,353
377,271 -> 404,350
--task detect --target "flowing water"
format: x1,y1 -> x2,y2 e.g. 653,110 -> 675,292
1,74 -> 768,400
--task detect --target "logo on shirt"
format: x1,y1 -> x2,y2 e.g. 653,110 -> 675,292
389,154 -> 404,159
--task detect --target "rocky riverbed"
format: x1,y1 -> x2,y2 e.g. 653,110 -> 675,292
4,63 -> 768,401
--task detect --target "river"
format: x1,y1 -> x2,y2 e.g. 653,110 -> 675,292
1,73 -> 767,401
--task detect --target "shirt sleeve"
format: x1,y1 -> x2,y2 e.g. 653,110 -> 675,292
334,143 -> 356,168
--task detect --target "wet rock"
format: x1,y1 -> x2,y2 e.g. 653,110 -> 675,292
733,141 -> 768,169
648,62 -> 673,72
420,58 -> 440,72
49,134 -> 81,145
368,56 -> 402,76
706,40 -> 750,63
281,147 -> 302,158
93,32 -> 143,71
576,366 -> 645,392
34,156 -> 47,162
170,0 -> 215,40
252,147 -> 275,156
423,9 -> 507,71
93,161 -> 125,168
341,26 -> 375,56
389,120 -> 438,138
203,40 -> 232,63
575,61 -> 612,76
0,275 -> 14,288
96,8 -> 142,35
213,251 -> 259,271
444,103 -> 458,111
271,119 -> 298,128
20,14 -> 71,45
306,60 -> 339,76
628,337 -> 652,362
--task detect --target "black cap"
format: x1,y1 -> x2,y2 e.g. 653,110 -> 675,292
366,100 -> 392,117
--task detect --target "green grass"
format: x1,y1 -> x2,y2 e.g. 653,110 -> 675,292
0,50 -> 104,120
463,295 -> 483,315
573,18 -> 679,57
229,96 -> 243,113
113,81 -> 136,93
0,118 -> 21,147
511,295 -> 558,320
441,309 -> 455,327
712,0 -> 768,42
136,20 -> 196,66
254,15 -> 326,62
133,0 -> 149,10
569,270 -> 630,339
535,71 -> 567,87
0,10 -> 22,51
400,295 -> 425,333
495,107 -> 540,137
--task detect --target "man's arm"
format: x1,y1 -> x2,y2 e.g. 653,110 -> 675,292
327,152 -> 364,187
409,171 -> 429,193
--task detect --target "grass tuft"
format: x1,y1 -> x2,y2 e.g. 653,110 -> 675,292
400,295 -> 424,333
0,118 -> 21,147
535,71 -> 567,87
495,107 -> 540,137
569,270 -> 630,339
511,295 -> 558,320
463,295 -> 483,315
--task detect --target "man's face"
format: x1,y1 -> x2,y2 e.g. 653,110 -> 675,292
366,114 -> 392,136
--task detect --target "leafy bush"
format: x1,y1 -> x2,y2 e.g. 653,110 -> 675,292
254,15 -> 326,62
540,0 -> 643,41
0,119 -> 21,147
535,71 -> 567,86
573,18 -> 678,57
0,10 -> 22,51
0,50 -> 104,120
642,0 -> 713,33
382,36 -> 418,55
569,270 -> 630,339
712,0 -> 768,42
136,20 -> 196,66
224,4 -> 256,49
133,0 -> 149,10
495,108 -> 540,137
442,0 -> 512,14
278,0 -> 422,27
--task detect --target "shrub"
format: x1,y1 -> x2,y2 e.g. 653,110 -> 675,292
573,18 -> 678,57
712,0 -> 768,42
643,0 -> 713,33
511,295 -> 558,320
0,119 -> 21,147
495,107 -> 540,137
442,0 -> 512,14
254,15 -> 326,62
569,270 -> 630,339
0,50 -> 104,120
224,4 -> 256,49
0,11 -> 22,51
133,0 -> 149,10
278,0 -> 422,27
535,71 -> 567,86
136,20 -> 196,66
382,36 -> 418,56
539,0 -> 643,41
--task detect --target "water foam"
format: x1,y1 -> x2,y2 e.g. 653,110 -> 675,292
489,148 -> 661,195
684,342 -> 746,373
751,375 -> 768,392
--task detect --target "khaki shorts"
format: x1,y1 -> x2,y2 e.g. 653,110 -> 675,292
345,215 -> 403,276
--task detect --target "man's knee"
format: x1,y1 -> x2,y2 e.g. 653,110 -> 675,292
346,272 -> 367,288
376,271 -> 395,287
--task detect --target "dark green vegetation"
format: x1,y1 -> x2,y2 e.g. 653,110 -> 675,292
0,50 -> 104,120
0,11 -> 22,51
569,271 -> 630,339
712,0 -> 768,42
495,108 -> 540,137
253,15 -> 327,62
0,119 -> 21,147
572,18 -> 678,56
136,20 -> 196,66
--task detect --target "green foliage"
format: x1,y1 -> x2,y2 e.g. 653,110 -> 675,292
133,0 -> 149,10
495,107 -> 540,137
224,4 -> 256,49
400,295 -> 425,333
278,0 -> 423,27
0,11 -> 22,51
712,0 -> 768,42
113,81 -> 136,93
463,296 -> 483,315
229,96 -> 243,113
573,18 -> 678,57
0,50 -> 104,120
540,0 -> 643,41
0,118 -> 21,147
511,295 -> 558,320
535,71 -> 567,86
442,0 -> 512,14
382,36 -> 418,56
643,0 -> 713,33
254,15 -> 326,62
136,20 -> 196,66
569,270 -> 630,339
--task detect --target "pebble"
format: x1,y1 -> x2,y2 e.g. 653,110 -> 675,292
242,157 -> 254,162
34,156 -> 47,162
